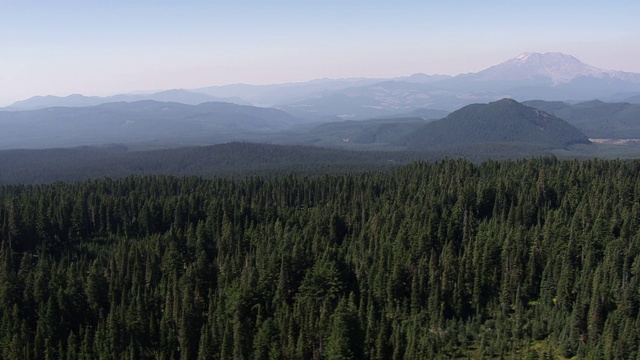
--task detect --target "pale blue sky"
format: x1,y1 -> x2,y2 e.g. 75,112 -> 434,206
1,0 -> 638,105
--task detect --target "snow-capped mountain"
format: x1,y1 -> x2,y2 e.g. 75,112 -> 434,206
468,52 -> 640,84
6,52 -> 640,118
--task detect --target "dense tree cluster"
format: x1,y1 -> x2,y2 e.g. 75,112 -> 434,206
0,142 -> 411,185
1,158 -> 640,358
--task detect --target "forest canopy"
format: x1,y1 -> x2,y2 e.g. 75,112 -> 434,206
1,158 -> 640,359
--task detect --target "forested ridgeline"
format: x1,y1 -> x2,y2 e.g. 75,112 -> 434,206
1,158 -> 640,359
0,142 -> 412,185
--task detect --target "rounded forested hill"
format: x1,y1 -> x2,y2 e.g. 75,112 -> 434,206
406,98 -> 590,150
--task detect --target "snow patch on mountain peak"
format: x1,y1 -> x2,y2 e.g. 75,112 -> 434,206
470,52 -> 640,85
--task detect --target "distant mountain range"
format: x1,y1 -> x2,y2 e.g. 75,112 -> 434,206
0,95 -> 593,155
2,52 -> 640,158
5,89 -> 248,111
8,52 -> 640,120
278,52 -> 640,118
0,101 -> 298,149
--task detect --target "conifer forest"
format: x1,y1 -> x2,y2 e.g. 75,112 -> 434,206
2,158 -> 640,359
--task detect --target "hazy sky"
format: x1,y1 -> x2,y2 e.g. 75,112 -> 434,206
1,0 -> 638,106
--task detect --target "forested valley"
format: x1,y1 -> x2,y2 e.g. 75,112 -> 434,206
2,158 -> 640,359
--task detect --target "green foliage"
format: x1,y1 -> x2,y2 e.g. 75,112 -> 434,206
0,158 -> 639,358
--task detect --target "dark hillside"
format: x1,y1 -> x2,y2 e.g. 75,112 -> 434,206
407,98 -> 589,150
